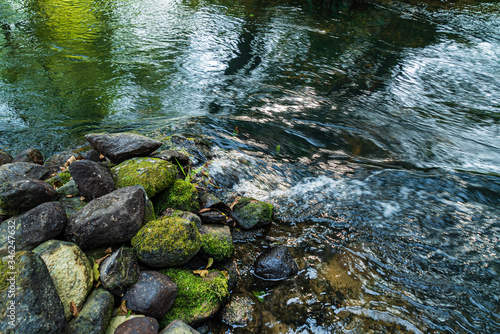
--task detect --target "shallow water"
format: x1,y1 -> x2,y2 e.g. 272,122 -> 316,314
1,0 -> 499,332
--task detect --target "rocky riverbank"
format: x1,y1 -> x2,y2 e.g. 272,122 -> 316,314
0,132 -> 298,334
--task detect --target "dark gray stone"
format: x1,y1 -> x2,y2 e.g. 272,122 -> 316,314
68,288 -> 114,334
0,251 -> 66,334
159,320 -> 199,334
65,186 -> 145,250
253,245 -> 298,281
85,133 -> 162,163
199,192 -> 225,210
0,162 -> 53,183
0,202 -> 67,256
83,149 -> 102,162
13,148 -> 44,165
151,150 -> 190,166
69,160 -> 115,200
122,271 -> 178,319
115,317 -> 159,334
0,179 -> 56,216
0,149 -> 13,166
100,247 -> 140,296
45,150 -> 80,168
198,209 -> 228,225
59,197 -> 87,220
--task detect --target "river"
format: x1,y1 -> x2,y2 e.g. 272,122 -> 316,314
1,0 -> 499,332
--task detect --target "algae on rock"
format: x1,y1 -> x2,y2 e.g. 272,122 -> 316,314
154,179 -> 199,216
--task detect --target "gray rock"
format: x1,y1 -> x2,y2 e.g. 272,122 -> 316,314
65,186 -> 146,250
69,160 -> 115,200
122,271 -> 178,319
105,315 -> 145,334
199,224 -> 234,262
68,288 -> 114,334
86,132 -> 162,163
56,179 -> 79,196
0,202 -> 67,256
13,148 -> 44,165
59,196 -> 87,219
0,162 -> 53,183
45,150 -> 81,168
159,320 -> 200,334
231,197 -> 273,230
253,245 -> 298,281
151,149 -> 190,166
0,251 -> 66,334
0,149 -> 13,166
161,209 -> 202,230
222,294 -> 263,333
100,247 -> 140,296
199,192 -> 225,210
83,149 -> 102,162
198,209 -> 228,225
115,317 -> 159,334
0,179 -> 56,216
33,240 -> 94,320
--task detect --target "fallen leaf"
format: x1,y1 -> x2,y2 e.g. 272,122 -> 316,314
205,257 -> 214,270
229,197 -> 241,211
66,195 -> 74,198
70,301 -> 79,317
117,300 -> 129,316
80,197 -> 85,201
199,208 -> 211,213
105,247 -> 113,255
99,154 -> 105,160
95,254 -> 110,265
93,262 -> 100,282
193,269 -> 209,278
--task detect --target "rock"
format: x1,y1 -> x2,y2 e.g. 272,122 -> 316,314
65,186 -> 145,250
99,247 -> 140,296
45,149 -> 81,168
160,268 -> 229,326
59,196 -> 87,219
253,245 -> 298,281
231,197 -> 273,230
0,202 -> 67,256
154,179 -> 199,215
0,179 -> 56,216
83,149 -> 102,162
132,216 -> 201,267
68,288 -> 114,334
86,132 -> 162,163
56,179 -> 79,196
105,315 -> 145,334
164,134 -> 212,166
0,162 -> 53,183
159,320 -> 200,334
161,209 -> 201,230
122,271 -> 178,319
46,170 -> 72,188
151,149 -> 190,166
198,209 -> 228,225
222,294 -> 263,333
33,240 -> 94,320
13,148 -> 44,164
0,251 -> 66,334
69,160 -> 115,200
199,224 -> 234,262
115,316 -> 159,334
199,192 -> 225,210
0,149 -> 13,166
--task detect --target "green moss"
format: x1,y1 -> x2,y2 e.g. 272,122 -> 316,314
201,234 -> 234,262
0,258 -> 8,294
111,157 -> 177,198
159,268 -> 229,326
233,198 -> 273,229
131,216 -> 201,267
153,179 -> 199,215
46,170 -> 72,188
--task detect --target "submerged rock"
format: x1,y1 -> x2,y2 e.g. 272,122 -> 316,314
253,245 -> 298,281
86,132 -> 162,163
115,317 -> 159,334
33,240 -> 94,320
132,216 -> 201,267
69,160 -> 115,200
160,268 -> 229,326
199,224 -> 234,262
68,288 -> 114,334
222,294 -> 263,333
154,179 -> 200,215
0,179 -> 56,216
122,271 -> 178,319
99,247 -> 140,296
0,202 -> 67,256
0,251 -> 66,334
231,197 -> 273,230
0,149 -> 13,166
65,186 -> 145,250
112,157 -> 177,199
159,320 -> 200,334
13,148 -> 44,165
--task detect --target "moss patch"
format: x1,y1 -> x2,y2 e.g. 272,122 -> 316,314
200,227 -> 234,263
46,170 -> 72,188
159,268 -> 229,326
232,197 -> 273,230
111,157 -> 176,198
153,179 -> 199,215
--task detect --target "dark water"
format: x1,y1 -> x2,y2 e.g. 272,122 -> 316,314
1,0 -> 499,332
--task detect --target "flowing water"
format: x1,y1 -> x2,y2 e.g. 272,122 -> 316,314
1,0 -> 499,332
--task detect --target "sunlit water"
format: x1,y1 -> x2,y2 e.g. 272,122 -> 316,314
1,0 -> 499,333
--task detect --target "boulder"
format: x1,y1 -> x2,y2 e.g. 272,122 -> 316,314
99,247 -> 140,296
0,162 -> 52,182
0,149 -> 13,166
56,179 -> 79,196
160,268 -> 229,326
86,132 -> 162,163
159,320 -> 200,334
253,245 -> 298,281
105,315 -> 145,334
154,179 -> 199,215
199,224 -> 234,262
13,148 -> 44,165
68,288 -> 114,334
122,271 -> 178,319
83,149 -> 102,162
132,216 -> 201,267
115,317 -> 159,334
69,160 -> 115,200
112,157 -> 176,199
231,197 -> 273,230
222,294 -> 263,333
0,251 -> 65,333
59,196 -> 87,219
160,209 -> 201,230
0,202 -> 67,256
0,179 -> 56,216
33,240 -> 94,320
65,186 -> 145,250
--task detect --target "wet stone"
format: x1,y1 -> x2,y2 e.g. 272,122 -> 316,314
159,319 -> 200,334
68,288 -> 114,334
115,317 -> 159,334
122,271 -> 178,319
0,162 -> 52,182
222,294 -> 263,333
83,149 -> 102,162
69,160 -> 115,200
253,245 -> 299,281
199,192 -> 225,210
100,247 -> 140,297
0,149 -> 13,166
0,179 -> 56,216
151,149 -> 190,166
231,197 -> 273,230
198,209 -> 228,225
13,148 -> 44,165
56,179 -> 79,196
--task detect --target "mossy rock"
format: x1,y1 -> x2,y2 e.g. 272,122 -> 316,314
131,216 -> 201,267
112,157 -> 176,198
159,268 -> 229,327
46,170 -> 72,188
200,225 -> 234,262
231,197 -> 273,230
153,179 -> 199,215
161,209 -> 201,230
